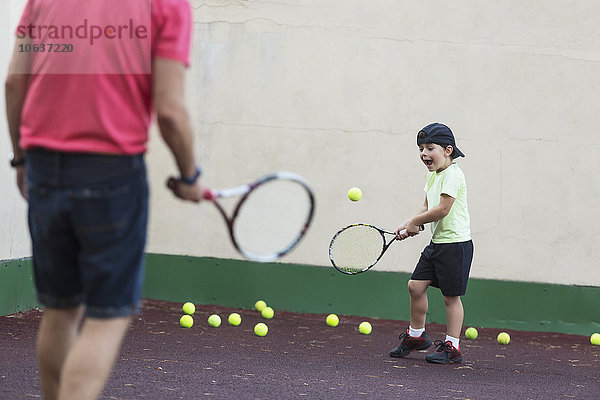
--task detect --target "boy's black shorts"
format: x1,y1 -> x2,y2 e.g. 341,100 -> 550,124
411,240 -> 474,296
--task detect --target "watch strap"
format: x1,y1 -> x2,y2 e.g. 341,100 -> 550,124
180,166 -> 202,185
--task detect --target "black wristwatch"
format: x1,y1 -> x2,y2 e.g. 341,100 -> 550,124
9,153 -> 25,168
180,166 -> 202,185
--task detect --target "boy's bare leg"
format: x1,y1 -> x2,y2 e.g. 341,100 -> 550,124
58,316 -> 131,400
407,279 -> 431,329
443,295 -> 464,339
37,306 -> 85,400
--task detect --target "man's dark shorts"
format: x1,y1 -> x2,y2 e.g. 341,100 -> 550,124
26,148 -> 148,318
411,240 -> 474,296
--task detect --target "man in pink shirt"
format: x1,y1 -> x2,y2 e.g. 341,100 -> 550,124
6,1 -> 202,398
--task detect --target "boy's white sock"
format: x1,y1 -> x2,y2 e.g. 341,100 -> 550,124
409,326 -> 425,337
445,335 -> 460,349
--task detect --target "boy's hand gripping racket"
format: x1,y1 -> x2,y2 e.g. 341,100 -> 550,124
203,171 -> 315,262
329,223 -> 424,275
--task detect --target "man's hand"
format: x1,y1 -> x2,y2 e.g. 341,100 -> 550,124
166,177 -> 204,202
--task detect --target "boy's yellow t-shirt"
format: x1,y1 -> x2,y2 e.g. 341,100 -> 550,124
425,163 -> 471,243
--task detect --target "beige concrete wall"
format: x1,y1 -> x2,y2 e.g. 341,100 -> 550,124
2,1 -> 599,286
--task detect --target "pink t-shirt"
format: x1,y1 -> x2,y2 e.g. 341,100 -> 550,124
17,0 -> 191,155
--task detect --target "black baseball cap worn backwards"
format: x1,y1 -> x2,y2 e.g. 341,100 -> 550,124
417,123 -> 465,158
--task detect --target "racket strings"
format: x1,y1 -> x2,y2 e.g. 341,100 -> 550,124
232,180 -> 312,260
329,225 -> 385,273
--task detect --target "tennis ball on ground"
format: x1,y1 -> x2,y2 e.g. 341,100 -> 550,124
208,314 -> 221,327
359,321 -> 372,335
591,333 -> 600,345
180,315 -> 193,328
326,314 -> 339,327
261,306 -> 274,319
497,332 -> 511,345
182,302 -> 195,315
228,313 -> 242,326
254,322 -> 268,337
347,187 -> 362,202
465,327 -> 478,340
254,300 -> 267,312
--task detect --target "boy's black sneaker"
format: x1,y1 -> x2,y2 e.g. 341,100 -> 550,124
389,330 -> 432,358
425,340 -> 463,364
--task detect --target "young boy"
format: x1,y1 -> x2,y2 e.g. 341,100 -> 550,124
389,122 -> 473,364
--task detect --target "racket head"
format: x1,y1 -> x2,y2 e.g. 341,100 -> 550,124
227,172 -> 315,262
329,223 -> 388,275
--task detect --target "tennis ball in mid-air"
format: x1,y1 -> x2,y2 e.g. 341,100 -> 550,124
228,313 -> 242,326
182,302 -> 195,315
254,300 -> 267,312
359,321 -> 372,335
180,315 -> 193,328
497,332 -> 510,345
591,333 -> 600,345
254,322 -> 268,337
465,327 -> 478,340
326,314 -> 339,327
208,314 -> 221,327
348,187 -> 362,202
261,306 -> 274,319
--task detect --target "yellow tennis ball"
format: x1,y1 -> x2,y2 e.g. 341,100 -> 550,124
358,321 -> 372,335
182,302 -> 195,315
465,327 -> 478,340
254,322 -> 268,337
591,333 -> 600,345
261,306 -> 274,319
180,315 -> 193,328
326,314 -> 339,327
497,332 -> 510,345
348,187 -> 362,202
228,313 -> 242,326
254,300 -> 267,312
208,314 -> 221,327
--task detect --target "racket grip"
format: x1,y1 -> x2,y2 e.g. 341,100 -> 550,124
202,189 -> 216,201
397,225 -> 424,236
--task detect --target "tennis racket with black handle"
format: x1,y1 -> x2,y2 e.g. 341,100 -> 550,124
203,171 -> 315,262
329,223 -> 424,275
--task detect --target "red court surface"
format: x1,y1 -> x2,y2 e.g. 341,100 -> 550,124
1,299 -> 599,399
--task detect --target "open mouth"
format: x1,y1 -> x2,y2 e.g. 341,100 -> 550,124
423,159 -> 434,167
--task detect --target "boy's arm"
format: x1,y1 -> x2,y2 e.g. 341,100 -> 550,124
396,194 -> 455,239
410,194 -> 455,227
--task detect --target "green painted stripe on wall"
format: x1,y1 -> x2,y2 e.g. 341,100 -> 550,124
0,258 -> 39,315
2,254 -> 599,337
143,254 -> 600,336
